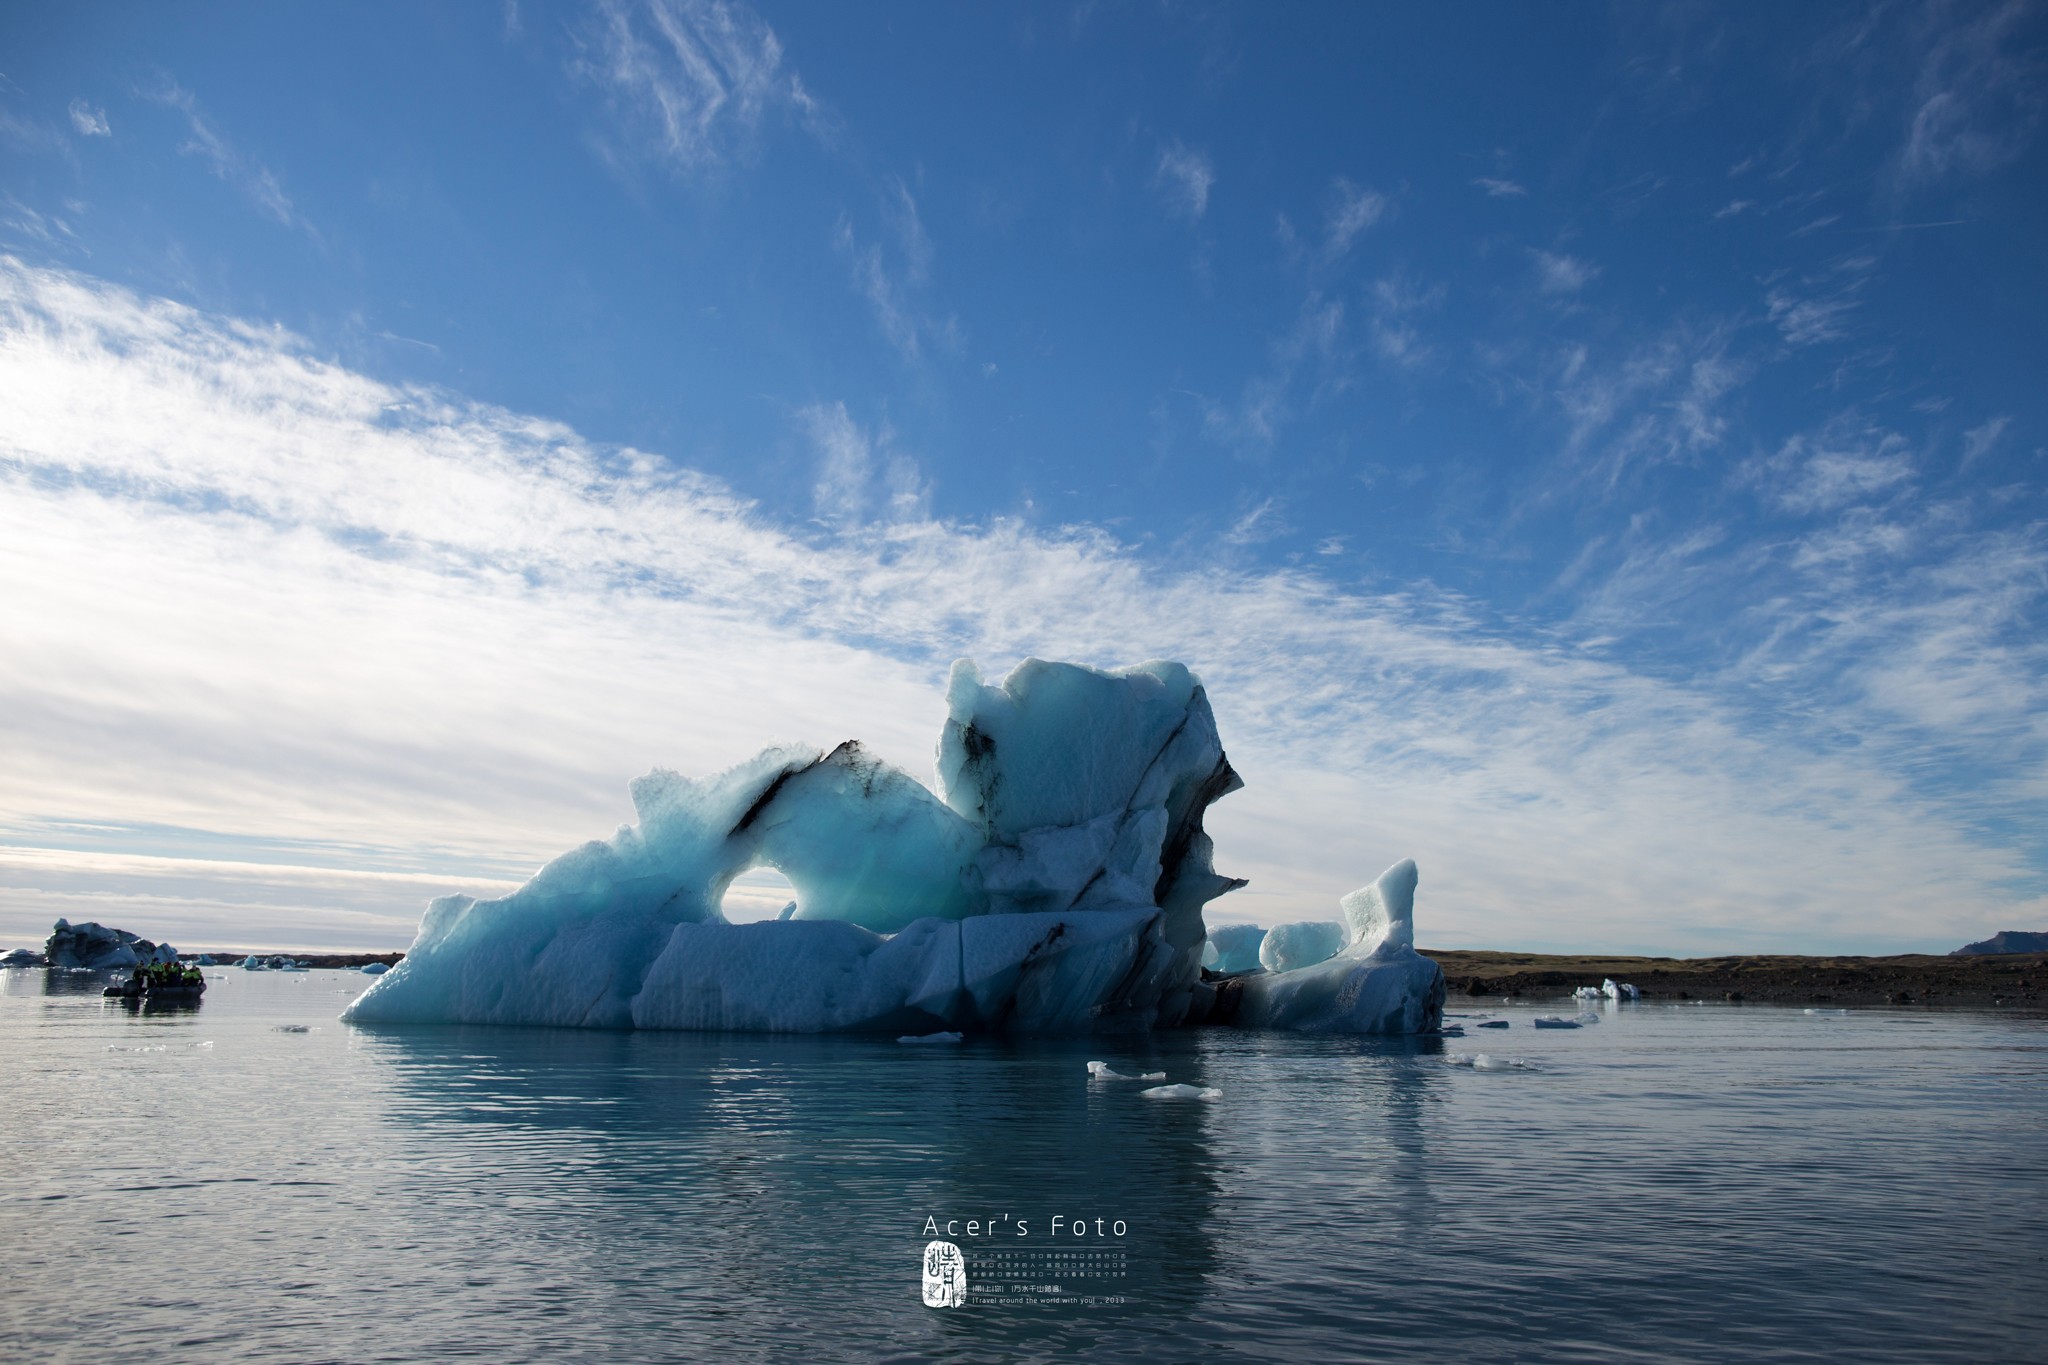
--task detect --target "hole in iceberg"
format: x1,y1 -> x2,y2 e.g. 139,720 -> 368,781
720,866 -> 800,924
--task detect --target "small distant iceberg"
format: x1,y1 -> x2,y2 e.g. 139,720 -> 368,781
344,660 -> 1448,1038
897,1031 -> 963,1044
360,962 -> 390,975
1,947 -> 46,968
42,919 -> 178,970
1087,1061 -> 1167,1081
1139,1083 -> 1221,1100
242,955 -> 308,972
1532,1016 -> 1581,1030
1573,978 -> 1640,1001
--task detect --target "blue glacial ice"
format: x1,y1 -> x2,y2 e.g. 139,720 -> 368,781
1200,923 -> 1267,973
344,658 -> 1446,1036
1257,920 -> 1347,972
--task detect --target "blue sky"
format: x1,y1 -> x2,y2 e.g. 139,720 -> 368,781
2,1 -> 2044,954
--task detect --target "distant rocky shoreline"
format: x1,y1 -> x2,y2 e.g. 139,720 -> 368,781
1427,949 -> 2048,1009
9,929 -> 2045,1011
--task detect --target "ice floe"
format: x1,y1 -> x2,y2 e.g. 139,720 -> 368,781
1139,1083 -> 1222,1100
1087,1061 -> 1168,1081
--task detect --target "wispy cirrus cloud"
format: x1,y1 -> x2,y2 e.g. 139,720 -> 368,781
2,259 -> 2042,954
1897,0 -> 2043,187
801,400 -> 929,525
1531,248 -> 1599,295
835,179 -> 958,363
574,0 -> 814,174
1154,141 -> 1215,221
67,100 -> 110,137
144,79 -> 307,233
1471,176 -> 1526,198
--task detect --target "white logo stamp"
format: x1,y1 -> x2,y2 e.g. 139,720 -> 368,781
922,1239 -> 968,1308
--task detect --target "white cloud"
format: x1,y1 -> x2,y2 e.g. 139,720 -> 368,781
145,80 -> 306,232
1,259 -> 2041,954
1764,428 -> 1916,515
1898,1 -> 2042,186
1532,249 -> 1598,295
1766,286 -> 1857,346
835,180 -> 955,363
800,400 -> 927,523
1471,177 -> 1525,198
1321,177 -> 1384,262
1154,141 -> 1214,220
68,100 -> 111,137
1713,199 -> 1750,219
1201,294 -> 1347,450
1960,414 -> 2011,468
576,0 -> 812,173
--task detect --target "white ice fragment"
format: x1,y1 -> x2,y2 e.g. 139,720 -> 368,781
1087,1061 -> 1166,1081
1804,1008 -> 1849,1016
1532,1016 -> 1581,1029
1472,1053 -> 1537,1071
273,1024 -> 310,1033
1573,986 -> 1603,1000
1139,1083 -> 1221,1100
1573,1010 -> 1600,1025
360,962 -> 389,975
898,1031 -> 964,1044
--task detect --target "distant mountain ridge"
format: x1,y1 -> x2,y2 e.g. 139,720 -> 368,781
1952,931 -> 2048,956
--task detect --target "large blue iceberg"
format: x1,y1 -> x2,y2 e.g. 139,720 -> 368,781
343,659 -> 1445,1035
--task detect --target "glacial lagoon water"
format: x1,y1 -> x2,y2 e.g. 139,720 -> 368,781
2,968 -> 2044,1364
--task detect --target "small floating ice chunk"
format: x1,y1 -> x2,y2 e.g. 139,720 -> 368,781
1476,1019 -> 1510,1029
360,962 -> 390,976
1087,1060 -> 1167,1081
898,1031 -> 964,1044
1445,1052 -> 1537,1071
1532,1016 -> 1581,1029
272,1024 -> 311,1033
1572,986 -> 1603,1000
1139,1083 -> 1221,1100
1573,1010 -> 1600,1025
1803,1008 -> 1849,1016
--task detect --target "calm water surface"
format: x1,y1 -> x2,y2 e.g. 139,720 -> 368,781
2,967 -> 2044,1363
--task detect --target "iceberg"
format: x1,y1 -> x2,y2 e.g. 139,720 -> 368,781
1200,924 -> 1266,974
43,919 -> 178,970
1218,859 -> 1447,1035
1139,1083 -> 1221,1100
344,659 -> 1445,1037
1,948 -> 46,968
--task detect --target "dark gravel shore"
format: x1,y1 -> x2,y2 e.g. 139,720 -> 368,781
1426,948 -> 2048,1009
